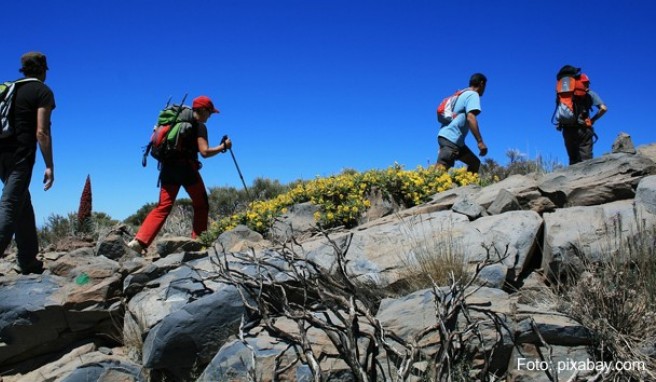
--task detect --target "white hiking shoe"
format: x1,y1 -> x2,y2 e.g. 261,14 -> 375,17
127,239 -> 145,255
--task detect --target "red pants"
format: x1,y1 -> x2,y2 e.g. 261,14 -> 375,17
135,178 -> 209,247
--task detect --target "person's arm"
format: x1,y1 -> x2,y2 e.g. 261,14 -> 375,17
197,135 -> 231,158
591,103 -> 607,125
36,106 -> 54,190
467,110 -> 487,156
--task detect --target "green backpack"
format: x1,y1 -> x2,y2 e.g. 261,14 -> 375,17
142,95 -> 195,167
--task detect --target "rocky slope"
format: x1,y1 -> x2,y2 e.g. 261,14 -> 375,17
1,139 -> 655,382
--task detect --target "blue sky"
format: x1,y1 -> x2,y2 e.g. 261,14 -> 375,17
2,0 -> 655,222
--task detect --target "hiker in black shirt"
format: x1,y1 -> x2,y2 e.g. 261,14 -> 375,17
0,52 -> 55,274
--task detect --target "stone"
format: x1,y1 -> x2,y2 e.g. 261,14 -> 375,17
611,132 -> 636,154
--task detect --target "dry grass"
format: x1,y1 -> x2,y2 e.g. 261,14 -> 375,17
562,220 -> 656,381
393,215 -> 469,295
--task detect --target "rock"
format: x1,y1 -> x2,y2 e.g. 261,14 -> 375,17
0,275 -> 121,374
12,343 -> 147,382
96,233 -> 129,260
611,132 -> 636,154
635,175 -> 656,215
154,236 -> 204,257
637,142 -> 656,163
506,344 -> 595,382
451,195 -> 487,220
377,287 -> 515,376
269,202 -> 320,243
141,285 -> 247,380
198,313 -> 369,382
515,315 -> 592,346
359,186 -> 401,223
218,224 -> 266,252
538,152 -> 656,207
542,199 -> 656,280
474,174 -> 540,209
487,189 -> 522,215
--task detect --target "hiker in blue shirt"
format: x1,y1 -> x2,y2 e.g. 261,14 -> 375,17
436,73 -> 488,173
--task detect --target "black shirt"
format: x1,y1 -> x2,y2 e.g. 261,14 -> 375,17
0,78 -> 56,163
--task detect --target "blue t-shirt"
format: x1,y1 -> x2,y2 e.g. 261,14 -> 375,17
437,90 -> 481,147
588,90 -> 604,109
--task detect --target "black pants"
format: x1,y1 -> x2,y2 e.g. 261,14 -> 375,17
562,125 -> 594,165
0,150 -> 39,267
436,136 -> 480,173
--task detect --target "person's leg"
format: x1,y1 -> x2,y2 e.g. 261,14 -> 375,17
457,144 -> 481,174
562,127 -> 582,165
436,137 -> 459,171
14,191 -> 42,273
0,154 -> 34,257
579,127 -> 594,162
134,183 -> 181,247
184,175 -> 209,239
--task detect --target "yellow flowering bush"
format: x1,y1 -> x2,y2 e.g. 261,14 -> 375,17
202,165 -> 482,242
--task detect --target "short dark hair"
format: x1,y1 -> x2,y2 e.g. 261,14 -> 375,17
469,73 -> 487,87
19,52 -> 48,77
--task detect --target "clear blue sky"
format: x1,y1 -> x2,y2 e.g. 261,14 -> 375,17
2,0 -> 655,222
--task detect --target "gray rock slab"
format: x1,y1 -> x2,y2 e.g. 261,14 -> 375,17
542,199 -> 656,279
141,284 -> 246,379
0,275 -> 121,373
538,152 -> 656,207
636,175 -> 656,215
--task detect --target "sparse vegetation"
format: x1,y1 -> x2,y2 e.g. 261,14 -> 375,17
479,149 -> 564,186
38,211 -> 119,248
201,164 -> 481,245
210,228 -> 508,381
561,218 -> 656,381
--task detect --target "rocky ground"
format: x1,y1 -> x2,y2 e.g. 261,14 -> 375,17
1,137 -> 655,382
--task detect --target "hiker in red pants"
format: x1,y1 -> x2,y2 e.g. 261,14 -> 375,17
128,96 -> 231,253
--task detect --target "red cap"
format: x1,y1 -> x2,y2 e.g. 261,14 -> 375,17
192,96 -> 219,113
579,73 -> 590,83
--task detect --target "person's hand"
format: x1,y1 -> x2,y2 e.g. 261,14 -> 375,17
43,168 -> 54,191
223,137 -> 232,150
478,141 -> 488,157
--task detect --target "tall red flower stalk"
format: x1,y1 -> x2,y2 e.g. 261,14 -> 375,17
77,175 -> 92,232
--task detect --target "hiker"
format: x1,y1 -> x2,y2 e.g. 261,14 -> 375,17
553,65 -> 607,165
0,52 -> 56,274
128,96 -> 231,253
436,73 -> 488,173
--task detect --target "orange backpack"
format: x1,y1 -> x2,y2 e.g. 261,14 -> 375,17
552,66 -> 593,127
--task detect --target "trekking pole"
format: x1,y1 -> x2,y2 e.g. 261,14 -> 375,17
221,135 -> 251,199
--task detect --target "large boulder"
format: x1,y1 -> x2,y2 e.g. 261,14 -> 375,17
269,202 -> 320,243
303,209 -> 541,288
542,199 -> 656,279
0,274 -> 122,374
12,343 -> 147,382
141,284 -> 245,380
538,152 -> 656,207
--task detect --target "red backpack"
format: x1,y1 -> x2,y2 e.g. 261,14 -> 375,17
436,89 -> 465,125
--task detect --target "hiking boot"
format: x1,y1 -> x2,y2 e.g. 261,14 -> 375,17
127,239 -> 146,255
14,259 -> 45,275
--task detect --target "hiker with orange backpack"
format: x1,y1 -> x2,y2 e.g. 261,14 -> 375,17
552,65 -> 607,165
128,96 -> 232,254
435,73 -> 488,173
